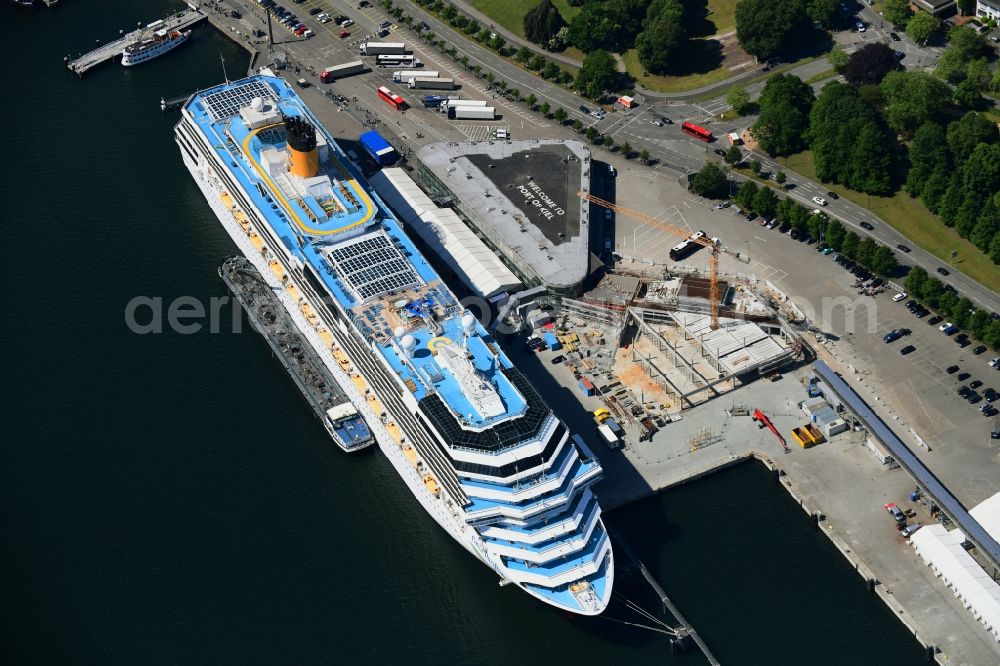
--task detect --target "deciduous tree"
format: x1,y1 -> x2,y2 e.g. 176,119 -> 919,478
574,50 -> 617,99
906,12 -> 939,46
689,163 -> 729,198
843,43 -> 900,86
524,0 -> 566,46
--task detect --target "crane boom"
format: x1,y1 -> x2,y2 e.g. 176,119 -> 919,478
579,191 -> 731,330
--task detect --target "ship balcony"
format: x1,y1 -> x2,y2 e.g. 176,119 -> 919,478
501,529 -> 611,589
461,459 -> 602,522
482,506 -> 603,564
477,490 -> 601,545
458,442 -> 582,502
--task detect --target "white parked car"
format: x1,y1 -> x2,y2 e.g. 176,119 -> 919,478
812,196 -> 827,206
939,321 -> 953,332
342,19 -> 354,27
856,22 -> 866,32
892,292 -> 907,302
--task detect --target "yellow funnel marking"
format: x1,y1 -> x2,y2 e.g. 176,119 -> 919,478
427,336 -> 451,354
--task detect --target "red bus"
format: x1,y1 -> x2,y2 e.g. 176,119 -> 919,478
377,86 -> 407,111
681,121 -> 713,142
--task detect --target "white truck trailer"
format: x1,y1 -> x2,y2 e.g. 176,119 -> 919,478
392,70 -> 438,84
408,77 -> 455,90
358,41 -> 406,56
448,106 -> 496,120
319,60 -> 366,83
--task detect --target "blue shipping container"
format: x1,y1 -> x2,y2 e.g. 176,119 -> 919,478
359,130 -> 398,166
543,333 -> 561,351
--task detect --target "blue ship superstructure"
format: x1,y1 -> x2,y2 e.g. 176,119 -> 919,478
175,76 -> 613,614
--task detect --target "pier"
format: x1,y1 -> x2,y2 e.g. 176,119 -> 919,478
66,7 -> 206,76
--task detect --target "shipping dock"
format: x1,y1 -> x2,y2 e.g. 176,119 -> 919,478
66,6 -> 205,76
219,256 -> 373,453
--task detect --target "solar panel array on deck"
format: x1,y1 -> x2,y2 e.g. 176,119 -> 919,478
202,79 -> 277,121
327,232 -> 420,301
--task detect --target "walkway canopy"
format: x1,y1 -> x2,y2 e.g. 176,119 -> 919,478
371,168 -> 521,301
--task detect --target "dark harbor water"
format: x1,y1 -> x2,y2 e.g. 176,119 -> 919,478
3,1 -> 926,663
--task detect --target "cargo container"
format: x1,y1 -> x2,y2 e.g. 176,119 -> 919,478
442,99 -> 489,109
448,106 -> 495,120
319,60 -> 365,83
358,130 -> 398,166
578,377 -> 595,396
422,94 -> 460,107
393,70 -> 439,84
358,41 -> 405,56
597,424 -> 620,449
543,332 -> 560,351
408,76 -> 455,90
604,417 -> 623,436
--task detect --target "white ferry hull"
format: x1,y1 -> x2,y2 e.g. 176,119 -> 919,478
122,31 -> 189,66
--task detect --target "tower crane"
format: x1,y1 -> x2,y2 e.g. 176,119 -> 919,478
578,192 -> 745,331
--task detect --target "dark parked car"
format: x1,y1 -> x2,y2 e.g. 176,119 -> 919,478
928,315 -> 944,325
985,389 -> 998,403
714,148 -> 727,157
937,267 -> 950,276
947,365 -> 960,374
827,191 -> 839,200
906,299 -> 918,309
860,222 -> 874,231
900,345 -> 916,355
746,212 -> 758,222
968,393 -> 982,404
913,308 -> 929,318
974,345 -> 988,355
309,7 -> 322,14
971,380 -> 983,389
550,355 -> 564,365
897,244 -> 911,253
958,385 -> 972,397
890,32 -> 901,41
579,105 -> 589,113
956,335 -> 972,348
958,372 -> 971,381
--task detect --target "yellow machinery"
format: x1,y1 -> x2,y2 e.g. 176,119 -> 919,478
578,192 -> 744,330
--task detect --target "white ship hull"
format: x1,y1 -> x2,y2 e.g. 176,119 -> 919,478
121,30 -> 189,66
179,142 -> 613,614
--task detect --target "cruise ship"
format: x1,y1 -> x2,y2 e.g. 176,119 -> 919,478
121,20 -> 190,67
174,76 -> 614,614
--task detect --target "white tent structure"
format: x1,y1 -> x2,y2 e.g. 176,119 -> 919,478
971,492 -> 1000,543
370,168 -> 521,301
910,523 -> 1000,641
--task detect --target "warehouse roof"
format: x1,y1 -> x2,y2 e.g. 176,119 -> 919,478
370,168 -> 521,300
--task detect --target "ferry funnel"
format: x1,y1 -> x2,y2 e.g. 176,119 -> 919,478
284,115 -> 319,178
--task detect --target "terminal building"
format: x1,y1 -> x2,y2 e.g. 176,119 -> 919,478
417,140 -> 593,297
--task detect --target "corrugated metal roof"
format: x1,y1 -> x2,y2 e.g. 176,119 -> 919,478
813,360 -> 1000,569
370,169 -> 521,299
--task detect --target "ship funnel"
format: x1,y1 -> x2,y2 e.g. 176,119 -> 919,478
284,115 -> 319,178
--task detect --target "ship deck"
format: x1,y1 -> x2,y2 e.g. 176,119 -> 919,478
186,76 -> 528,430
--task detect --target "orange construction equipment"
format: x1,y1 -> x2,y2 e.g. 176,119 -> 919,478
579,192 -> 742,330
753,408 -> 788,453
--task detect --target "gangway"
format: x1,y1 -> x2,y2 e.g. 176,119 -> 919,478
753,408 -> 788,453
67,8 -> 206,76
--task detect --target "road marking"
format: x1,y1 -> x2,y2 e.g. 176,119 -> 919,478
754,236 -> 767,242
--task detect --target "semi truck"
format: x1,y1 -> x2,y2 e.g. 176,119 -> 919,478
392,70 -> 439,84
408,77 -> 455,90
596,424 -> 620,449
448,106 -> 495,120
421,94 -> 459,107
319,60 -> 366,83
358,130 -> 398,167
442,99 -> 488,109
358,41 -> 406,56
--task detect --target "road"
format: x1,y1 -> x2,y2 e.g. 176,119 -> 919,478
216,0 -> 998,313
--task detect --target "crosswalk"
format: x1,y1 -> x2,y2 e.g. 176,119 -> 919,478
454,124 -> 510,141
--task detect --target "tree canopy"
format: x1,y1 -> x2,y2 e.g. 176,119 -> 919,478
879,70 -> 952,138
842,42 -> 900,86
905,12 -> 938,45
881,0 -> 912,27
524,0 -> 567,46
574,50 -> 617,99
946,112 -> 1000,162
936,26 -> 991,83
752,74 -> 815,156
635,9 -> 687,74
735,0 -> 812,60
808,82 -> 894,195
688,163 -> 729,199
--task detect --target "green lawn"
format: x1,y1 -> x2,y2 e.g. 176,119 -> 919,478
624,48 -> 736,93
705,0 -> 738,35
468,0 -> 585,61
785,151 -> 1000,292
803,67 -> 836,85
